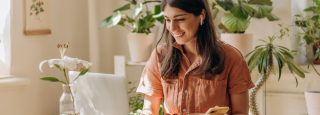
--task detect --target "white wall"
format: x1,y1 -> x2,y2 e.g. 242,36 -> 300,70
0,0 -> 89,114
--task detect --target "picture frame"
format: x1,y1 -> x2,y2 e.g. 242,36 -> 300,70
24,0 -> 51,35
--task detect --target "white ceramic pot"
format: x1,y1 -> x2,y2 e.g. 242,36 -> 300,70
305,91 -> 320,115
221,33 -> 253,58
127,33 -> 155,62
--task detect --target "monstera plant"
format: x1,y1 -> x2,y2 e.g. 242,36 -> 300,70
245,25 -> 308,115
211,0 -> 280,33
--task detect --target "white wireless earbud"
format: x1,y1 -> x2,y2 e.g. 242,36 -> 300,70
200,15 -> 204,25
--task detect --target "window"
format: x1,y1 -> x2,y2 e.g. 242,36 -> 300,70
0,0 -> 11,76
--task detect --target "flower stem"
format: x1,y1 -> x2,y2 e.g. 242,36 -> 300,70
67,85 -> 76,114
64,69 -> 76,114
63,68 -> 70,84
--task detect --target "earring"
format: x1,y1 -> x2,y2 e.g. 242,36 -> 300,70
200,15 -> 204,25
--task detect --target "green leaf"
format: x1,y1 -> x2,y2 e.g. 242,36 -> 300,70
54,64 -> 62,71
253,13 -> 266,19
126,15 -> 135,23
153,12 -> 164,18
314,0 -> 320,6
249,4 -> 273,16
295,76 -> 298,87
132,3 -> 143,19
143,13 -> 156,29
79,68 -> 89,76
221,13 -> 250,32
272,47 -> 283,80
258,39 -> 268,43
230,3 -> 250,19
40,77 -> 66,84
154,5 -> 161,14
100,11 -> 122,28
278,51 -> 294,80
153,5 -> 164,24
216,1 -> 234,11
258,50 -> 267,73
118,19 -> 125,26
113,3 -> 131,12
218,23 -> 233,33
288,58 -> 307,78
303,35 -> 312,44
247,48 -> 266,72
266,13 -> 280,21
276,45 -> 291,51
295,14 -> 302,17
30,13 -> 33,16
308,47 -> 320,68
262,48 -> 268,74
245,48 -> 259,59
312,15 -> 319,20
306,20 -> 313,28
304,6 -> 318,14
248,0 -> 272,5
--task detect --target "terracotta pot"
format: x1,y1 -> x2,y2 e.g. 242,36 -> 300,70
305,91 -> 320,115
221,33 -> 253,59
127,33 -> 155,62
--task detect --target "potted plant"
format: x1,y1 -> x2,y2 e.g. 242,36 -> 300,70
295,0 -> 320,114
100,0 -> 163,62
245,25 -> 308,115
210,0 -> 280,56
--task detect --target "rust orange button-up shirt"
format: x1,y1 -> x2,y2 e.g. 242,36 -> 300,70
137,42 -> 255,115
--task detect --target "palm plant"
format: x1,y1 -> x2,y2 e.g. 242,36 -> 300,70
244,25 -> 308,115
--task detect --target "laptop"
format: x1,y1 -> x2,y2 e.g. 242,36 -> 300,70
69,71 -> 130,115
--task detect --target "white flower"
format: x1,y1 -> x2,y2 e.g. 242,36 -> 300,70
39,56 -> 92,72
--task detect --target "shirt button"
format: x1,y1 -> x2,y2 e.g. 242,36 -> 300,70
197,60 -> 200,63
185,90 -> 188,93
183,109 -> 187,112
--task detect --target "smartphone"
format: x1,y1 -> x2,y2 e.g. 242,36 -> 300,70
205,107 -> 229,115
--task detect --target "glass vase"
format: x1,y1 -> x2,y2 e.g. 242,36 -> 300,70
60,84 -> 79,115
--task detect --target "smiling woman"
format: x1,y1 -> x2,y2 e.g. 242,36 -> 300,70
136,0 -> 255,115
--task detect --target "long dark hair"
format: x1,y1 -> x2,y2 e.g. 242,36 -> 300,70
156,0 -> 225,80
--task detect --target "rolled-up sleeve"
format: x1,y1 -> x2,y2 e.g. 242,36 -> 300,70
136,49 -> 164,98
228,60 -> 255,94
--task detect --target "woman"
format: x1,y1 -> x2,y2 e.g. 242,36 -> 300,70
136,0 -> 255,114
